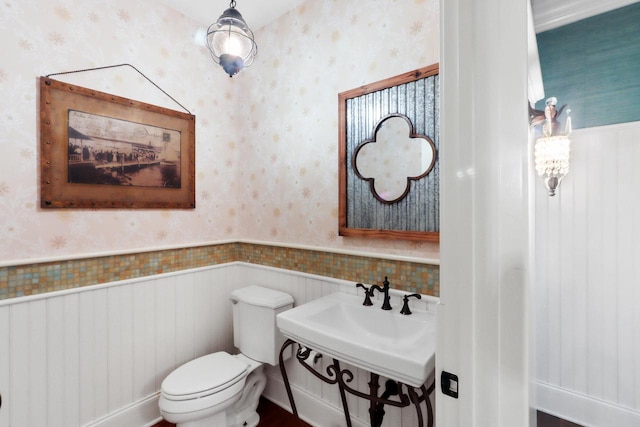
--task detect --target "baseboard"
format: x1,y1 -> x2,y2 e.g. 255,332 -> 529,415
537,382 -> 640,427
263,372 -> 369,427
83,392 -> 162,427
82,372 -> 419,427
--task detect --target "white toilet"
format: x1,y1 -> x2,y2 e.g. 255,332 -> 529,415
159,285 -> 294,427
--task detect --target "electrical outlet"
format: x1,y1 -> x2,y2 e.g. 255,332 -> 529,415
441,371 -> 459,398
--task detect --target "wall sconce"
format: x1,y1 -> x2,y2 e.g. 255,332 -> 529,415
531,97 -> 572,196
206,0 -> 258,77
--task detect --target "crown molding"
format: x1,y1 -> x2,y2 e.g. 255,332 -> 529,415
532,0 -> 638,33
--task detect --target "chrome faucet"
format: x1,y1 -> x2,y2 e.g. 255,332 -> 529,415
370,276 -> 392,310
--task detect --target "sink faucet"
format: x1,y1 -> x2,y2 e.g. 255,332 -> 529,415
356,283 -> 374,306
370,276 -> 392,310
400,293 -> 422,315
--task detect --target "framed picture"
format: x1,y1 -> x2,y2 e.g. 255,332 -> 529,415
39,77 -> 196,209
338,64 -> 440,241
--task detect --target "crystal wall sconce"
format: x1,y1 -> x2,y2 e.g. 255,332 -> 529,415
531,97 -> 572,196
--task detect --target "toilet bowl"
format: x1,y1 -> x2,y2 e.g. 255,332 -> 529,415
159,352 -> 264,427
159,286 -> 294,427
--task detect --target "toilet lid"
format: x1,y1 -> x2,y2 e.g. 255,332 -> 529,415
161,352 -> 248,400
231,285 -> 294,309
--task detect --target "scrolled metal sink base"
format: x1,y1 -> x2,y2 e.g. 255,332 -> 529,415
278,338 -> 435,427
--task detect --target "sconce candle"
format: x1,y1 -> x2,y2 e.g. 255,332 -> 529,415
532,97 -> 572,196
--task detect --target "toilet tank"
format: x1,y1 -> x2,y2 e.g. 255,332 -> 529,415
231,286 -> 294,366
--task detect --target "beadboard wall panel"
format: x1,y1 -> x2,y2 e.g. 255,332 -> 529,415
535,121 -> 640,426
0,266 -> 235,427
0,306 -> 9,426
0,263 -> 436,427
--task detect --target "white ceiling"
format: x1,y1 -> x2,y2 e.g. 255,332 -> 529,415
159,0 -> 639,34
159,0 -> 306,30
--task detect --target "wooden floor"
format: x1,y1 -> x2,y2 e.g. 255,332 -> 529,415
538,411 -> 584,427
153,398 -> 580,427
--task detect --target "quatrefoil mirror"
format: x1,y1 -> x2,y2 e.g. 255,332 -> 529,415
353,114 -> 436,203
338,64 -> 440,241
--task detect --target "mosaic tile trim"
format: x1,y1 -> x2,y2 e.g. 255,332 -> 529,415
0,244 -> 236,300
236,243 -> 439,296
0,243 -> 439,300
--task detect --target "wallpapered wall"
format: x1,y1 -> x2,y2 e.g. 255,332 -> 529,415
0,0 -> 439,265
535,2 -> 640,129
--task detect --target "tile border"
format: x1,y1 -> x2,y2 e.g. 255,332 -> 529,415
0,242 -> 439,300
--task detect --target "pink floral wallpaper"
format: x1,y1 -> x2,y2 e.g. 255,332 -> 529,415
0,0 -> 439,265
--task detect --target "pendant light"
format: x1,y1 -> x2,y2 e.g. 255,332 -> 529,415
205,0 -> 258,77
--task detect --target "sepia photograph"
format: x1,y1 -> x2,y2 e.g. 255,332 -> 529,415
67,110 -> 182,188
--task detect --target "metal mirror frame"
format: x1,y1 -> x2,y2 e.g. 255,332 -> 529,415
352,113 -> 437,204
338,64 -> 440,241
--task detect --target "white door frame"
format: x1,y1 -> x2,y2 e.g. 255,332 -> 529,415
437,0 -> 532,425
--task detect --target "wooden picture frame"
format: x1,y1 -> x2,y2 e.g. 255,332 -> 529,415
39,77 -> 196,209
338,64 -> 440,241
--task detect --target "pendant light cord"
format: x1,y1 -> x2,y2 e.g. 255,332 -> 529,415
46,63 -> 191,115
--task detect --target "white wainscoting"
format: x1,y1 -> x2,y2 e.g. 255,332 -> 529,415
0,264 -> 240,427
0,262 -> 437,427
535,121 -> 640,426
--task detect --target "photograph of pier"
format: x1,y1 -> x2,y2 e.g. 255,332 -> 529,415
67,110 -> 181,188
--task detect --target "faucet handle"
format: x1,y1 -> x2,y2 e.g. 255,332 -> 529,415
356,283 -> 374,306
400,293 -> 422,315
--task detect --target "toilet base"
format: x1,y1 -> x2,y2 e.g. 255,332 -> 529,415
226,363 -> 266,427
228,412 -> 259,427
177,411 -> 226,427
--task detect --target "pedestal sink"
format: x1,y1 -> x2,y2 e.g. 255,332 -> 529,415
276,291 -> 435,388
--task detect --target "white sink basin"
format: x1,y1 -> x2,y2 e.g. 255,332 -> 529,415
276,292 -> 435,387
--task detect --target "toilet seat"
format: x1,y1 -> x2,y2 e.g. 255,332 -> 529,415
161,352 -> 249,401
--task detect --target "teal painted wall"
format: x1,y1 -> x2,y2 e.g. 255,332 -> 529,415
535,2 -> 640,129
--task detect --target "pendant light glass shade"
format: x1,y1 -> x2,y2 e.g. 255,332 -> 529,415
206,1 -> 257,77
